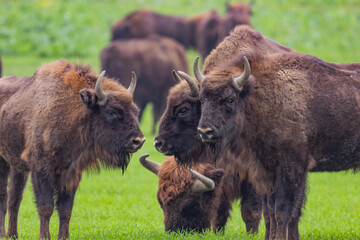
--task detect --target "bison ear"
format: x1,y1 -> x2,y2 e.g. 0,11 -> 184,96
205,168 -> 224,186
80,89 -> 98,109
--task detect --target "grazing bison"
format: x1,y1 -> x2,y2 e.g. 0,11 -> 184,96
139,154 -> 225,232
180,25 -> 360,239
150,67 -> 262,233
0,60 -> 145,239
101,35 -> 189,133
111,10 -> 191,48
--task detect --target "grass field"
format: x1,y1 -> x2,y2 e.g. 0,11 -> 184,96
1,0 -> 360,239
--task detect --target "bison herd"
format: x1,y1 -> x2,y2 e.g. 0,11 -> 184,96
0,2 -> 359,240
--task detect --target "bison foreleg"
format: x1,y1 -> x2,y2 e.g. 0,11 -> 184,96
32,170 -> 55,240
264,192 -> 277,240
240,179 -> 262,234
7,168 -> 29,238
0,157 -> 10,238
56,189 -> 77,240
212,190 -> 232,233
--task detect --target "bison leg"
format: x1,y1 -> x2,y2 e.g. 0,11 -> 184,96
56,189 -> 77,240
32,171 -> 54,239
240,179 -> 262,234
7,168 -> 29,238
287,175 -> 307,240
0,157 -> 10,238
263,196 -> 271,240
265,192 -> 277,240
212,189 -> 232,232
274,171 -> 306,240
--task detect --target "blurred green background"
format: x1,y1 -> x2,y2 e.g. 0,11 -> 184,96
0,0 -> 359,239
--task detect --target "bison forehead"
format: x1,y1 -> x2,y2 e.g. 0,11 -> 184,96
168,81 -> 198,104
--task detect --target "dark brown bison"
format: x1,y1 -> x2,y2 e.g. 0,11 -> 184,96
100,35 -> 189,133
195,2 -> 253,61
147,67 -> 262,233
180,25 -> 360,239
139,154 -> 225,232
111,10 -> 191,48
0,60 -> 145,239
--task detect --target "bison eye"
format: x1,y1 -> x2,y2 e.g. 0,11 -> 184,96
176,107 -> 189,117
106,109 -> 123,120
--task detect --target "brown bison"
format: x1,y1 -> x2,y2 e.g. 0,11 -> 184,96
180,25 -> 360,239
111,10 -> 191,48
195,2 -> 253,61
100,35 -> 189,133
139,154 -> 225,232
147,67 -> 262,233
0,60 -> 145,239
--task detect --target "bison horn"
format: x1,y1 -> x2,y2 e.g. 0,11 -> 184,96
127,71 -> 137,94
188,168 -> 215,193
172,70 -> 182,84
193,56 -> 205,83
95,70 -> 107,103
139,154 -> 161,175
177,71 -> 199,97
233,56 -> 251,90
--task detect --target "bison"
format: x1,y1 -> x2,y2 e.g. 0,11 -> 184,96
139,154 -> 225,232
0,60 -> 145,239
180,25 -> 360,239
146,67 -> 263,233
195,2 -> 253,61
111,10 -> 192,48
100,35 -> 189,133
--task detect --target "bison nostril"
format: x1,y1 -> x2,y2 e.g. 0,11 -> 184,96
154,138 -> 163,150
133,137 -> 145,148
198,127 -> 214,136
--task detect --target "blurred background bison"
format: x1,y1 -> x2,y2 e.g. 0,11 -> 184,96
111,2 -> 252,61
100,35 -> 189,133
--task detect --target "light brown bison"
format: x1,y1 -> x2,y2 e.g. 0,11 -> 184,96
139,154 -> 224,232
0,60 -> 145,239
111,10 -> 191,48
100,35 -> 189,133
180,25 -> 360,239
143,67 -> 263,233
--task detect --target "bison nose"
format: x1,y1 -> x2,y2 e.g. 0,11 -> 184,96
198,127 -> 216,143
154,137 -> 163,152
127,136 -> 145,153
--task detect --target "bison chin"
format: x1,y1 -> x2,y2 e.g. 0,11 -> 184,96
94,143 -> 131,173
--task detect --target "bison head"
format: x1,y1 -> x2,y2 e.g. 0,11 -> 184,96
178,57 -> 255,159
79,71 -> 145,171
154,60 -> 205,164
139,154 -> 224,232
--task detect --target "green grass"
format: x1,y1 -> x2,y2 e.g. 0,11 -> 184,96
1,0 -> 360,239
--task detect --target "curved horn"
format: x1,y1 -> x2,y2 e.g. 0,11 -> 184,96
233,56 -> 251,89
172,70 -> 182,84
139,154 -> 161,175
127,71 -> 137,94
177,71 -> 199,97
95,70 -> 107,102
193,56 -> 205,83
188,168 -> 215,193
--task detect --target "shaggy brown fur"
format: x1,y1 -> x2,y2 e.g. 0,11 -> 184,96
111,10 -> 192,48
156,156 -> 224,232
101,35 -> 189,133
155,79 -> 262,233
0,60 -> 144,239
198,26 -> 360,240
